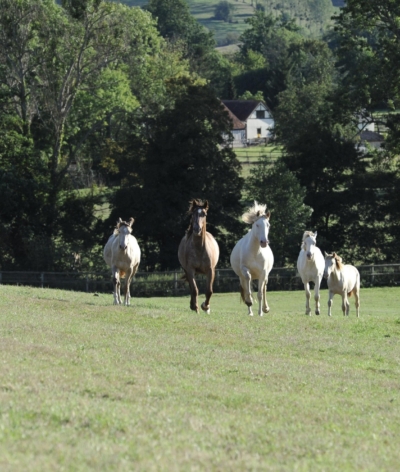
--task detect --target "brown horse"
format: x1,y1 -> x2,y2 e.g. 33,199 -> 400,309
178,199 -> 220,314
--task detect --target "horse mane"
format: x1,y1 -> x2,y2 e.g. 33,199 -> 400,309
242,201 -> 269,224
333,252 -> 344,271
301,231 -> 316,250
326,252 -> 344,271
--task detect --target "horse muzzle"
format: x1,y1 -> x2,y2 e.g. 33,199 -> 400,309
119,245 -> 128,250
260,241 -> 268,248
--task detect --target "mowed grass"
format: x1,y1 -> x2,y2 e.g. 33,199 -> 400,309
235,144 -> 283,177
1,285 -> 400,471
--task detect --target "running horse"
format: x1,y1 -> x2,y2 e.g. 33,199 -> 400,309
178,199 -> 220,314
230,201 -> 274,316
324,252 -> 360,317
297,231 -> 325,316
103,218 -> 141,306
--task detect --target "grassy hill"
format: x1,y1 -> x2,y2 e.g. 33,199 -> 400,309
117,0 -> 339,46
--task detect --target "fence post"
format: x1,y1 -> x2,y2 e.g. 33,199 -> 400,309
174,271 -> 178,294
86,276 -> 89,293
40,272 -> 44,288
371,265 -> 375,286
0,272 -> 2,284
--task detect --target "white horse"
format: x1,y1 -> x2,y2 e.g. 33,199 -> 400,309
297,231 -> 325,315
230,201 -> 274,316
324,252 -> 360,317
103,218 -> 141,306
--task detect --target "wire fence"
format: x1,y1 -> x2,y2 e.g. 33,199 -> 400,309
1,264 -> 400,297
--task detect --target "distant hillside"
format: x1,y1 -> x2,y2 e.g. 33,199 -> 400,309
116,0 -> 340,46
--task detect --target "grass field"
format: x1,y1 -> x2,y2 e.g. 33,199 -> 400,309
235,144 -> 283,177
1,284 -> 400,470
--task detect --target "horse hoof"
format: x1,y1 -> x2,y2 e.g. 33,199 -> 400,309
315,310 -> 320,315
201,302 -> 210,314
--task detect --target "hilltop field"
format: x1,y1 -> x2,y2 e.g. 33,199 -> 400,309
118,0 -> 338,45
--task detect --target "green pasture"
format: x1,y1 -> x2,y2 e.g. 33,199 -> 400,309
118,1 -> 337,45
1,284 -> 400,471
235,144 -> 283,177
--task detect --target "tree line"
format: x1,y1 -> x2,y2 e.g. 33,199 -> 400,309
0,0 -> 400,272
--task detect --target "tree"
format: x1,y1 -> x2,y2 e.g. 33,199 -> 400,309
245,158 -> 313,267
146,0 -> 215,57
331,0 -> 400,262
0,0 -> 186,270
145,0 -> 234,98
334,0 -> 400,113
107,82 -> 244,270
234,11 -> 304,109
214,2 -> 236,23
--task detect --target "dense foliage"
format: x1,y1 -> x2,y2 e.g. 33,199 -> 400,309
1,0 -> 400,272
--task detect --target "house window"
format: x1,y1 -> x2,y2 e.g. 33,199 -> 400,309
257,128 -> 262,137
256,110 -> 265,119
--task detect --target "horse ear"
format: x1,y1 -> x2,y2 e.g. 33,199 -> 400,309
204,200 -> 209,211
128,218 -> 134,227
314,230 -> 317,238
324,251 -> 328,258
266,211 -> 271,219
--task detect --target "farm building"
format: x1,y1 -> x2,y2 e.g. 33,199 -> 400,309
222,100 -> 274,147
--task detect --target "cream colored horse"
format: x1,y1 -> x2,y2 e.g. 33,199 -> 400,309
230,201 -> 274,316
104,218 -> 141,306
323,252 -> 360,317
297,231 -> 325,315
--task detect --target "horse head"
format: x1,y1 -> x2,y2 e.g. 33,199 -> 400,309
116,217 -> 134,250
188,199 -> 208,237
303,231 -> 318,260
243,201 -> 271,248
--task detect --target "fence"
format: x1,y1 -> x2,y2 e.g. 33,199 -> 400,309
1,264 -> 400,296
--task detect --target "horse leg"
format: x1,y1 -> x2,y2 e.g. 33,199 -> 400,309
342,292 -> 349,316
240,266 -> 254,315
112,268 -> 121,305
201,268 -> 214,314
355,289 -> 360,318
259,276 -> 270,315
304,282 -> 311,315
314,279 -> 321,315
124,268 -> 133,306
186,270 -> 199,313
327,290 -> 334,317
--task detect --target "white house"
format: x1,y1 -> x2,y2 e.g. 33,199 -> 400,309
222,100 -> 274,147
